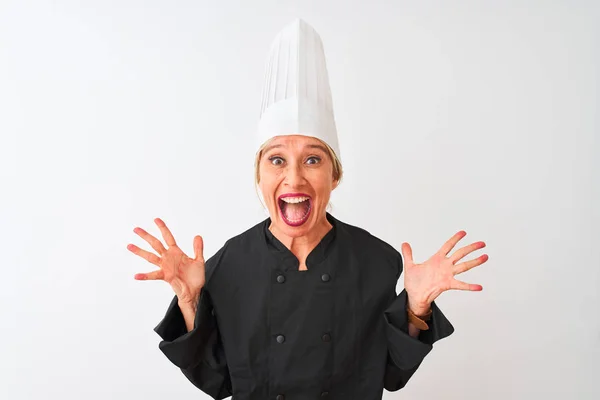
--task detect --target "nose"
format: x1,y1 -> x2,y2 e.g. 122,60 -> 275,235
283,162 -> 306,187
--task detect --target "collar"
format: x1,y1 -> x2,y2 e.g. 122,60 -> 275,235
262,212 -> 338,268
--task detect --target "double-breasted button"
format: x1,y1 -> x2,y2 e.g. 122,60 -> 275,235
321,273 -> 330,282
276,274 -> 286,283
321,391 -> 329,397
276,395 -> 285,400
276,335 -> 286,344
322,333 -> 331,342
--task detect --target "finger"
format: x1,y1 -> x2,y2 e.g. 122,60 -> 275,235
453,254 -> 489,275
439,230 -> 467,256
450,241 -> 486,264
193,235 -> 205,262
134,269 -> 165,281
133,227 -> 167,255
401,242 -> 413,265
451,278 -> 483,291
155,218 -> 177,247
127,244 -> 161,266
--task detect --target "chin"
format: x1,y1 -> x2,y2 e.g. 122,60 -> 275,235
269,205 -> 322,237
270,213 -> 310,235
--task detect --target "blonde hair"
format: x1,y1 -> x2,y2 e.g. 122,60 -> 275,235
254,137 -> 344,210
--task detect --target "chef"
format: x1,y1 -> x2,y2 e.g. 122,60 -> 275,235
127,18 -> 489,400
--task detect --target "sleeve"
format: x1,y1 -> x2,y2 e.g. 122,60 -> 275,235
153,245 -> 232,400
383,252 -> 455,391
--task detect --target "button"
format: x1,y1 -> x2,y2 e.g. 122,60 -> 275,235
276,395 -> 285,400
321,391 -> 329,397
211,309 -> 215,316
276,275 -> 286,283
322,333 -> 331,342
321,273 -> 330,282
276,334 -> 285,344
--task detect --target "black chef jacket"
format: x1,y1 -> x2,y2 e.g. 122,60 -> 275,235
154,212 -> 454,400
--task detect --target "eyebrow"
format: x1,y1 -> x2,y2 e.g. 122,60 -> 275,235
262,144 -> 283,153
307,144 -> 329,154
263,143 -> 329,154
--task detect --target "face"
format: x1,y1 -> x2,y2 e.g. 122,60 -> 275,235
258,135 -> 339,238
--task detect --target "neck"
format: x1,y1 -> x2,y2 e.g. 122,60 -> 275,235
268,213 -> 333,265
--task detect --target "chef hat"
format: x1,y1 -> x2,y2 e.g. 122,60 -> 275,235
256,18 -> 341,162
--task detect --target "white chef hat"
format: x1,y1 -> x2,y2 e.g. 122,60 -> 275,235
256,18 -> 341,162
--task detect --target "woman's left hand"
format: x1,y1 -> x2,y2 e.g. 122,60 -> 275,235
401,230 -> 488,315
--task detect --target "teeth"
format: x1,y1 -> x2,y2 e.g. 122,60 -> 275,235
281,196 -> 310,204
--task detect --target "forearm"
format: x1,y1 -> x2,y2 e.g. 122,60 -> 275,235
407,322 -> 420,338
155,292 -> 231,397
407,296 -> 430,339
384,289 -> 455,388
178,301 -> 197,332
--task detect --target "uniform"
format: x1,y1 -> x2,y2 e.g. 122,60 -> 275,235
154,213 -> 454,400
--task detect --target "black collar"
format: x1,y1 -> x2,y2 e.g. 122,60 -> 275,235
262,212 -> 338,269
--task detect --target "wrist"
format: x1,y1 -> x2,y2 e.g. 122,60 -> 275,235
178,289 -> 202,309
178,299 -> 197,313
407,306 -> 432,331
410,306 -> 431,317
406,296 -> 431,316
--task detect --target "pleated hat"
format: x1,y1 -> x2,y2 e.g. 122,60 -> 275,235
256,19 -> 341,161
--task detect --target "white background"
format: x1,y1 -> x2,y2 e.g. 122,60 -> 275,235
1,0 -> 598,399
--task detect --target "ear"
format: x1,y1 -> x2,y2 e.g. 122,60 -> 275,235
332,179 -> 339,190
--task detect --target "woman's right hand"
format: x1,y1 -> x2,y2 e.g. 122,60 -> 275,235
127,218 -> 206,307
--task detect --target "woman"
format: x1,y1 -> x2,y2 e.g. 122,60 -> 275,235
127,20 -> 488,400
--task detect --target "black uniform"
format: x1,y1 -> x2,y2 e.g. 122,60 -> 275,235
154,213 -> 454,400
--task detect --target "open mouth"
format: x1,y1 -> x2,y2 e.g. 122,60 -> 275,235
278,194 -> 312,227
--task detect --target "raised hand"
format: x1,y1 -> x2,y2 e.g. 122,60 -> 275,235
401,231 -> 488,314
127,218 -> 206,306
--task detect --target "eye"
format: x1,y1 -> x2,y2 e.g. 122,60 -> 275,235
306,156 -> 321,165
269,156 -> 284,166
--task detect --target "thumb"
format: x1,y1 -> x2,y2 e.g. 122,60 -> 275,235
401,242 -> 413,265
193,235 -> 204,262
